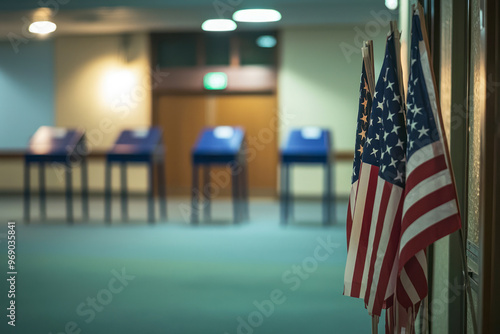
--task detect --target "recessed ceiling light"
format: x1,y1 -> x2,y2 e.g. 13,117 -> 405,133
233,9 -> 282,23
202,19 -> 237,32
28,21 -> 57,34
256,35 -> 277,48
385,0 -> 398,10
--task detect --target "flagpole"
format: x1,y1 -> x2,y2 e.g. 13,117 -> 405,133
362,44 -> 374,96
390,21 -> 406,106
415,4 -> 478,333
372,315 -> 379,334
366,40 -> 375,94
419,297 -> 429,334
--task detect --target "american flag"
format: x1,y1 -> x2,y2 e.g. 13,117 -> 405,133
361,32 -> 407,318
344,35 -> 397,302
397,8 -> 462,310
344,58 -> 373,298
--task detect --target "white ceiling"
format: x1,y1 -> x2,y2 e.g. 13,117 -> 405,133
0,0 -> 395,38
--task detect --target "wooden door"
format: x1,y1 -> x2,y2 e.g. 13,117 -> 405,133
156,94 -> 278,197
157,95 -> 207,196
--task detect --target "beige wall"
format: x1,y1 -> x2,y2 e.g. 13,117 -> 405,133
278,25 -> 388,197
1,27 -> 391,198
37,33 -> 151,193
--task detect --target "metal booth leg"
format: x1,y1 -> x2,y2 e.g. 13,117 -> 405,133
65,163 -> 73,223
120,162 -> 128,221
82,156 -> 89,221
280,164 -> 286,225
191,164 -> 199,224
280,164 -> 291,225
240,162 -> 249,221
158,160 -> 167,220
24,161 -> 30,223
147,160 -> 155,223
104,162 -> 112,223
323,162 -> 333,226
231,162 -> 241,224
286,164 -> 292,223
330,161 -> 336,225
202,165 -> 211,221
39,162 -> 47,220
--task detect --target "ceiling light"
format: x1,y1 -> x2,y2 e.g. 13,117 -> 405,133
202,19 -> 237,32
29,21 -> 57,34
385,0 -> 398,10
256,35 -> 277,48
233,9 -> 282,23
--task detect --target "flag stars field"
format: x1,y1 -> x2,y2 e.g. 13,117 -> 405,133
392,93 -> 401,103
417,126 -> 429,139
360,113 -> 368,123
387,80 -> 395,91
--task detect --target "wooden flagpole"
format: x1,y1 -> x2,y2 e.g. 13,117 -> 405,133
372,315 -> 379,334
362,46 -> 371,93
390,21 -> 406,107
366,40 -> 375,95
362,41 -> 375,97
415,3 -> 478,333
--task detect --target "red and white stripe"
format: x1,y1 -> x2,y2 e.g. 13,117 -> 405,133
346,178 -> 358,249
399,31 -> 461,275
362,176 -> 404,316
396,250 -> 428,308
394,13 -> 461,323
344,162 -> 379,298
396,141 -> 460,309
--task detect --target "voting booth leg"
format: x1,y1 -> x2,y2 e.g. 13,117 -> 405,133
158,161 -> 167,220
231,164 -> 241,224
288,166 -> 294,221
120,162 -> 128,221
241,163 -> 249,221
323,163 -> 333,226
202,166 -> 211,221
280,164 -> 290,225
81,157 -> 89,221
24,162 -> 30,223
65,164 -> 73,223
329,162 -> 336,225
105,163 -> 112,223
39,162 -> 47,220
286,165 -> 292,223
191,165 -> 199,224
147,162 -> 155,223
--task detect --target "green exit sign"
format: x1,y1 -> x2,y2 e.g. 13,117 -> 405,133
204,72 -> 228,90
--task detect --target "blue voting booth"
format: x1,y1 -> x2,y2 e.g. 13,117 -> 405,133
105,128 -> 166,223
24,126 -> 89,223
280,127 -> 334,225
191,126 -> 249,224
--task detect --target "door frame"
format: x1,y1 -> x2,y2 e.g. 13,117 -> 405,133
479,0 -> 500,332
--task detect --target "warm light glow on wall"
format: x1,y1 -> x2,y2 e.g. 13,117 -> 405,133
29,7 -> 57,34
29,21 -> 57,34
101,68 -> 136,105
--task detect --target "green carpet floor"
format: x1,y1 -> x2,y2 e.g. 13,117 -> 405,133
0,196 -> 384,333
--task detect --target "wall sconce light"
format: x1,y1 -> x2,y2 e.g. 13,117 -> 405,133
29,7 -> 57,35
